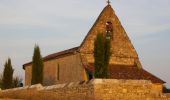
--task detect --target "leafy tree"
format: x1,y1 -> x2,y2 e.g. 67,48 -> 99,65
2,58 -> 14,89
31,45 -> 44,85
13,76 -> 23,88
94,33 -> 111,78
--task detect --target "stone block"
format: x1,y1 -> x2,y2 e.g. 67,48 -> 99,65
67,82 -> 75,88
53,83 -> 67,89
29,84 -> 44,90
22,86 -> 29,89
45,85 -> 55,90
91,79 -> 103,84
122,89 -> 127,93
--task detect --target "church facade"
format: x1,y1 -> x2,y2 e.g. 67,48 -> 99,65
23,4 -> 165,90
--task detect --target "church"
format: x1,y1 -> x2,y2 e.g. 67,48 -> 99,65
23,3 -> 165,90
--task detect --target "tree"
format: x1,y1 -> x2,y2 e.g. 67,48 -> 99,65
163,85 -> 170,93
103,35 -> 111,77
13,76 -> 23,88
0,74 -> 2,88
2,58 -> 14,89
94,33 -> 111,78
94,33 -> 105,78
31,45 -> 44,85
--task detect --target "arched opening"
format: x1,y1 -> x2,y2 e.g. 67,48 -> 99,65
106,21 -> 113,39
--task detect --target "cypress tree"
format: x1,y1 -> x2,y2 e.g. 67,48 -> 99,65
104,33 -> 111,78
94,33 -> 111,78
0,74 -> 2,88
94,33 -> 105,78
31,45 -> 44,85
2,58 -> 14,89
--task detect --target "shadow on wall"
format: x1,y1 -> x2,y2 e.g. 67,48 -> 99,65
43,76 -> 56,86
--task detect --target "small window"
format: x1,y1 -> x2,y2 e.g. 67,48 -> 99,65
106,21 -> 113,39
106,21 -> 113,32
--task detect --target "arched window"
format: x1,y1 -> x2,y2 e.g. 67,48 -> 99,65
106,21 -> 113,39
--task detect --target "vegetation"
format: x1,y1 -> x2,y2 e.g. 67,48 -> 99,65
94,33 -> 111,78
0,58 -> 23,89
31,45 -> 44,85
0,74 -> 22,89
0,74 -> 2,88
163,85 -> 170,93
13,76 -> 23,88
2,58 -> 14,89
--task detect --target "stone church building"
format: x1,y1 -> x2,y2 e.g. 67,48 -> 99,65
23,4 -> 165,90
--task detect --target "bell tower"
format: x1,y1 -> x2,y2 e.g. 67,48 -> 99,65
79,4 -> 142,68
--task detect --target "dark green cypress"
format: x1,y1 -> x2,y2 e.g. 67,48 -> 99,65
31,45 -> 44,85
2,58 -> 14,89
94,33 -> 111,78
94,33 -> 105,78
0,74 -> 2,88
103,33 -> 111,78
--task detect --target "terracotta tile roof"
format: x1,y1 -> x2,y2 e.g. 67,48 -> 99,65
85,63 -> 165,84
43,47 -> 79,61
23,47 -> 79,69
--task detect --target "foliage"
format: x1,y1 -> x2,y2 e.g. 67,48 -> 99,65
31,45 -> 44,85
94,33 -> 111,78
163,85 -> 170,93
94,33 -> 105,78
2,58 -> 14,89
104,35 -> 111,76
0,74 -> 23,89
13,76 -> 23,88
0,74 -> 2,88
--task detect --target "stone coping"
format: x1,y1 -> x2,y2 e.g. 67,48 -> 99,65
0,79 -> 152,92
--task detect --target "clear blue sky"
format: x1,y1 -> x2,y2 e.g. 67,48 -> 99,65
0,0 -> 170,87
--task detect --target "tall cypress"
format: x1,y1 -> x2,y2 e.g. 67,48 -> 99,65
2,58 -> 14,89
31,45 -> 44,85
104,33 -> 111,78
94,33 -> 105,78
0,74 -> 2,88
94,33 -> 111,78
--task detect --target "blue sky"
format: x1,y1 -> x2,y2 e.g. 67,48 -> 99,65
0,0 -> 170,87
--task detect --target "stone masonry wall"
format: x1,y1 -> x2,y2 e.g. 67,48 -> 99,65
25,53 -> 85,86
0,79 -> 170,100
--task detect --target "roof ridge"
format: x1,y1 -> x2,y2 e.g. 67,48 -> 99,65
79,5 -> 114,49
23,46 -> 79,69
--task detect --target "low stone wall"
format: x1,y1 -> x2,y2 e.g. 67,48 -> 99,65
0,79 -> 169,100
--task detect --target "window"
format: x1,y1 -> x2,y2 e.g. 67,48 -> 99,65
106,21 -> 113,39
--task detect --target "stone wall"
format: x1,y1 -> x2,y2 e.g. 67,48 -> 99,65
25,53 -> 86,86
0,79 -> 170,100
